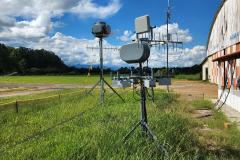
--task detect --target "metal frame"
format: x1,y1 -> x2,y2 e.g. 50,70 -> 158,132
135,0 -> 183,92
87,37 -> 125,104
123,63 -> 157,142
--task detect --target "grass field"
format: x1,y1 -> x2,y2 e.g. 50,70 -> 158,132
0,89 -> 240,159
0,89 -> 82,104
0,75 -> 111,84
174,73 -> 201,81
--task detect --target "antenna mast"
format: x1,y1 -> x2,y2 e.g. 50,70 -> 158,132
166,0 -> 172,92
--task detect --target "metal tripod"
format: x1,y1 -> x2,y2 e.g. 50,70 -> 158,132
87,38 -> 125,104
123,63 -> 157,141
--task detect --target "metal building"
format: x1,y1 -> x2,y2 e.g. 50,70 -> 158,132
202,0 -> 240,112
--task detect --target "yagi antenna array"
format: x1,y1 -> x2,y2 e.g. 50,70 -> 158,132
136,32 -> 184,53
87,46 -> 119,52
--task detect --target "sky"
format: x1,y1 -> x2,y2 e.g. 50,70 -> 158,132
0,0 -> 221,68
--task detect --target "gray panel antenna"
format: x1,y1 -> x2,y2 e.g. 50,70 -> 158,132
120,42 -> 150,64
135,15 -> 151,34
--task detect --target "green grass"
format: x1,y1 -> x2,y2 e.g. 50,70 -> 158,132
0,75 -> 111,85
192,100 -> 213,110
0,88 -> 30,93
0,90 -> 240,159
0,89 -> 83,104
174,73 -> 201,81
190,100 -> 240,158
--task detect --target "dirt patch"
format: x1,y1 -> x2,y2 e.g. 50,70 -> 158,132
0,80 -> 218,99
158,80 -> 218,100
0,84 -> 93,98
191,109 -> 213,118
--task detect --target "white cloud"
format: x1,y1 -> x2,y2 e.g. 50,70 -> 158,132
118,23 -> 192,43
153,23 -> 192,43
0,0 -> 122,41
0,12 -> 52,40
148,45 -> 206,67
71,0 -> 121,19
30,32 -> 125,67
0,1 -> 205,68
117,30 -> 134,42
27,32 -> 205,68
116,23 -> 204,67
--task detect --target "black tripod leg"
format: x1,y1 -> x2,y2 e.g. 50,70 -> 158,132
142,122 -> 157,141
103,79 -> 125,102
87,80 -> 100,95
123,121 -> 141,142
151,87 -> 155,103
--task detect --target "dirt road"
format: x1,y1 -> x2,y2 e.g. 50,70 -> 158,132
159,80 -> 218,100
0,80 -> 218,99
0,84 -> 93,98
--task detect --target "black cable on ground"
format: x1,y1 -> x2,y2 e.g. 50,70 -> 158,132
132,84 -> 141,101
145,88 -> 153,100
217,60 -> 236,111
213,61 -> 231,108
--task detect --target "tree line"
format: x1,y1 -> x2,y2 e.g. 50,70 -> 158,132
0,43 -> 201,76
0,43 -> 112,75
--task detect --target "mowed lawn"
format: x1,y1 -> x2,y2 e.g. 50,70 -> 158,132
0,75 -> 111,85
0,90 -> 240,159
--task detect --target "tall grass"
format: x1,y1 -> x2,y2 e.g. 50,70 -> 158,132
0,75 -> 111,84
0,90 -> 240,159
174,73 -> 201,81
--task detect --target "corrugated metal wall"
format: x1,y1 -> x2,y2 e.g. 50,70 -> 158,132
208,0 -> 240,55
206,0 -> 240,112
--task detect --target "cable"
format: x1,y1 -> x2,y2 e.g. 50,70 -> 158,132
132,84 -> 141,101
217,61 -> 234,109
213,61 -> 230,107
217,60 -> 236,111
213,60 -> 232,107
146,87 -> 154,100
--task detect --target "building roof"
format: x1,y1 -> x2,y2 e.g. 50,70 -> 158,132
206,0 -> 228,50
200,55 -> 211,66
212,50 -> 240,62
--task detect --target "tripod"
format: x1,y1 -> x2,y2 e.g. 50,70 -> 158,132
123,63 -> 157,141
87,38 -> 125,104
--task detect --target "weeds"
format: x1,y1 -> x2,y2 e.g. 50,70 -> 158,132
0,91 -> 240,159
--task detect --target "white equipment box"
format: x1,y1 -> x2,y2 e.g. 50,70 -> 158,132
112,79 -> 131,88
144,79 -> 156,88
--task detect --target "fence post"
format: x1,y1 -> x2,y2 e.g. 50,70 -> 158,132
59,94 -> 61,101
15,100 -> 19,113
203,93 -> 205,100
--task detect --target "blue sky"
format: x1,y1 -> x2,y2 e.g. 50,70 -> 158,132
54,0 -> 220,47
0,0 -> 221,67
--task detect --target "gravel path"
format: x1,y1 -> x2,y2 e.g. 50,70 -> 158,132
0,83 -> 94,98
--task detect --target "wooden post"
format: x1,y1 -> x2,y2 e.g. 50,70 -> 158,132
15,100 -> 19,113
203,93 -> 205,100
